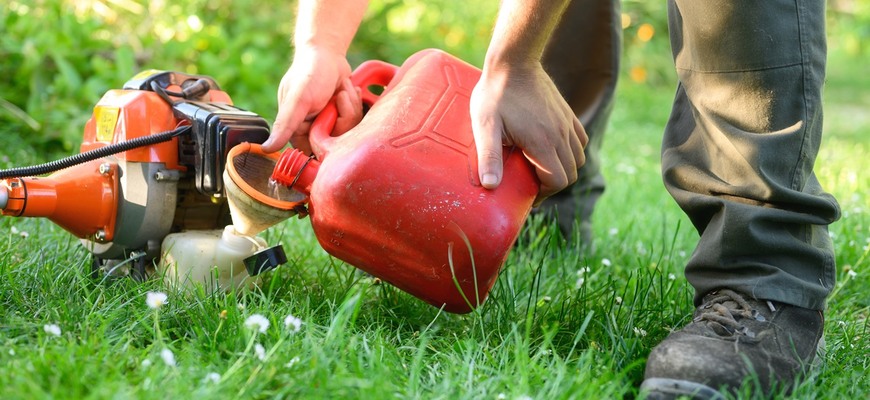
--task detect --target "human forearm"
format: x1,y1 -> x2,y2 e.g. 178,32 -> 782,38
484,0 -> 572,69
294,0 -> 370,55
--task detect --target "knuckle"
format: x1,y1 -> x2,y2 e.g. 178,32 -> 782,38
478,148 -> 503,163
567,167 -> 579,185
576,152 -> 587,169
543,170 -> 570,193
553,175 -> 570,190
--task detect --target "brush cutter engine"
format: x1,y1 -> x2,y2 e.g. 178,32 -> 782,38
0,70 -> 277,278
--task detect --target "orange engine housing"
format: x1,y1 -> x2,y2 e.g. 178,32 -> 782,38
1,70 -> 269,268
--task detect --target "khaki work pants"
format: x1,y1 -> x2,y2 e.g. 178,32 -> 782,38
541,0 -> 839,310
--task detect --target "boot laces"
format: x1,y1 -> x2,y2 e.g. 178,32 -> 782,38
694,289 -> 775,338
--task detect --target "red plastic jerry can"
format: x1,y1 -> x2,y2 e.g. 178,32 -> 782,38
273,49 -> 539,313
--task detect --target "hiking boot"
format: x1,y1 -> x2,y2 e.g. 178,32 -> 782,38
641,289 -> 825,399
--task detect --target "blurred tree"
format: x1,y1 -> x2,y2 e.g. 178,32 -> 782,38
828,0 -> 870,56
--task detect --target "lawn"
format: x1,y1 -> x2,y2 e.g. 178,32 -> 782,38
1,10 -> 868,400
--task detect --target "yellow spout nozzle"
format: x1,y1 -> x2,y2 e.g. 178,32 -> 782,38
224,143 -> 308,236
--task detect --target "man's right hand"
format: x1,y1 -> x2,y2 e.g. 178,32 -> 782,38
469,0 -> 581,205
262,47 -> 354,154
471,61 -> 587,205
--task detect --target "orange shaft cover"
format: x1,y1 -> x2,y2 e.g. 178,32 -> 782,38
1,160 -> 118,241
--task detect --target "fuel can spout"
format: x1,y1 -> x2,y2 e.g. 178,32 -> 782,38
0,159 -> 119,242
223,142 -> 308,236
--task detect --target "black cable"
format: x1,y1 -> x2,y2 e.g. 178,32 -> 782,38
150,78 -> 211,105
0,125 -> 191,179
151,81 -> 179,105
1,77 -> 211,179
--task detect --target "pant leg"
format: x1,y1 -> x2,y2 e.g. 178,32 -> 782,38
537,0 -> 622,243
663,0 -> 840,310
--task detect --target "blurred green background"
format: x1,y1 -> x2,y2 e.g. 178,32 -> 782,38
0,0 -> 867,154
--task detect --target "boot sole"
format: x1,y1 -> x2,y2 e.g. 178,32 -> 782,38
640,377 -> 724,400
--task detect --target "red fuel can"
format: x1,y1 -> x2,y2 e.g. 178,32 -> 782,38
273,49 -> 539,313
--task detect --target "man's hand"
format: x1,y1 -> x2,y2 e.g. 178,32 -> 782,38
263,48 -> 354,154
264,0 -> 370,153
471,61 -> 587,204
471,0 -> 583,204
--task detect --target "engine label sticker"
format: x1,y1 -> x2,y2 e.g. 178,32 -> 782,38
95,106 -> 120,142
130,69 -> 162,81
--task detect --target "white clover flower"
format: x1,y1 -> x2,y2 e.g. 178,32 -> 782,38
284,314 -> 303,333
204,372 -> 221,384
10,226 -> 29,238
847,270 -> 858,278
146,292 -> 168,309
601,258 -> 612,267
496,394 -> 507,400
678,251 -> 687,258
575,277 -> 585,289
285,356 -> 301,368
254,343 -> 266,361
608,228 -> 619,236
635,242 -> 648,255
141,359 -> 152,368
8,349 -> 15,356
633,327 -> 648,337
615,296 -> 623,305
160,348 -> 176,367
244,314 -> 270,333
668,273 -> 676,281
43,324 -> 61,337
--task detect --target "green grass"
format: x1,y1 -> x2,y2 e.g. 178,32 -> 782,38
1,49 -> 868,399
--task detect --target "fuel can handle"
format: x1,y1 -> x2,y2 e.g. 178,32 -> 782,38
309,60 -> 398,158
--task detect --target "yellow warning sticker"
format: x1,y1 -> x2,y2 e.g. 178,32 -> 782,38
130,69 -> 163,81
95,106 -> 120,142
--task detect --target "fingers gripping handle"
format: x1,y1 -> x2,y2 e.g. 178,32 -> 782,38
309,60 -> 398,158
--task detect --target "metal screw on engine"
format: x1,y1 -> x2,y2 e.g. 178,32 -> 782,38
154,170 -> 181,182
99,163 -> 112,175
95,229 -> 107,241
